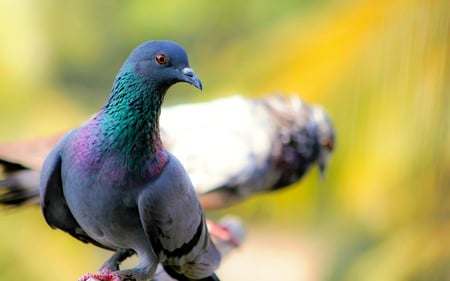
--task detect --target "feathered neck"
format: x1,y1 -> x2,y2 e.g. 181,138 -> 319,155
74,66 -> 169,183
101,67 -> 165,155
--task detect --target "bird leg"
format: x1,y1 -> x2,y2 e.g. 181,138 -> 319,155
206,219 -> 241,247
98,249 -> 136,272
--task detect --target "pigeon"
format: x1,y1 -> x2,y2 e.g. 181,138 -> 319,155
0,94 -> 335,210
37,40 -> 221,281
160,94 -> 335,209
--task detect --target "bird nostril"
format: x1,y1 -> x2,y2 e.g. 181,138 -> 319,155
181,67 -> 195,77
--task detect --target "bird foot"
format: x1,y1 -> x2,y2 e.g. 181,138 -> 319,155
78,272 -> 121,281
206,219 -> 241,247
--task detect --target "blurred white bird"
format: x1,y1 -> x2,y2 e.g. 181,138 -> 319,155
0,94 -> 335,209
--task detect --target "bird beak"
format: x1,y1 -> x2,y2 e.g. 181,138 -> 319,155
181,67 -> 203,90
318,151 -> 330,179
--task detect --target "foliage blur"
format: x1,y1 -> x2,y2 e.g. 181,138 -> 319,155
0,0 -> 448,280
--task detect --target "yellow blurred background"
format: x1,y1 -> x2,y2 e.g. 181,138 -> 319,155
0,0 -> 448,280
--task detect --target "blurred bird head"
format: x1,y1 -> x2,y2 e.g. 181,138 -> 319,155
311,105 -> 335,178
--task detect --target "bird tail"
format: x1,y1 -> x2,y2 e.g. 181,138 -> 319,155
200,273 -> 220,281
0,168 -> 40,207
161,265 -> 220,281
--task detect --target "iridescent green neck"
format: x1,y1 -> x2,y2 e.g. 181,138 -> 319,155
97,66 -> 165,158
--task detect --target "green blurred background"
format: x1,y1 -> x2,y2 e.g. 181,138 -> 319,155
0,0 -> 448,280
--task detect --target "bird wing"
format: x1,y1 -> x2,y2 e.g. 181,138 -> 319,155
138,153 -> 221,280
40,131 -> 114,251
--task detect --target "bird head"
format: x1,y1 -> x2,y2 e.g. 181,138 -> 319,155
311,105 -> 335,178
122,40 -> 202,91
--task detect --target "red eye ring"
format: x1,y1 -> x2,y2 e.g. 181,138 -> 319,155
155,54 -> 167,65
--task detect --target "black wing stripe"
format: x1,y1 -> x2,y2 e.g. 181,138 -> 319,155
156,216 -> 204,259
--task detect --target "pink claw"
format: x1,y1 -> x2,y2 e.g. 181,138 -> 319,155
78,272 -> 121,281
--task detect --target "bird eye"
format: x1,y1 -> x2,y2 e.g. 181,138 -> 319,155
155,54 -> 168,65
